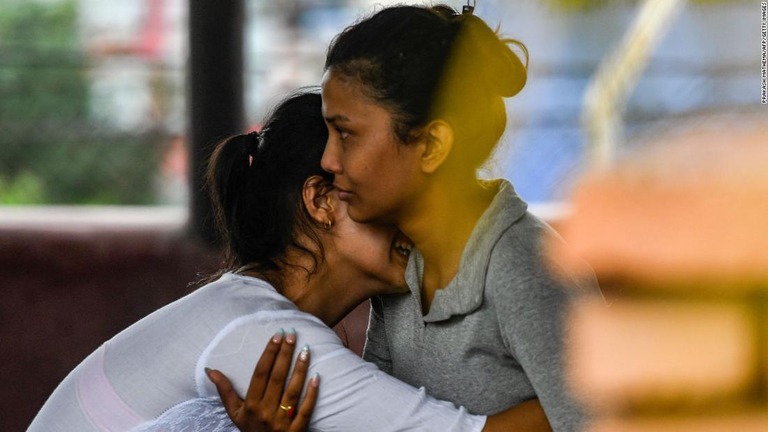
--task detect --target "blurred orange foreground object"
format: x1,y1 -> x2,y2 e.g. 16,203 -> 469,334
546,115 -> 768,431
548,119 -> 768,292
567,296 -> 757,410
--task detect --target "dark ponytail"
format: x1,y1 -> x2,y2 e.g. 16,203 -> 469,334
205,89 -> 331,285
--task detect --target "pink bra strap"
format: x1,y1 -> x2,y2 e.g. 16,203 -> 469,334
76,346 -> 146,431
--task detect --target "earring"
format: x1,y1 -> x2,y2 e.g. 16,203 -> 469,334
325,220 -> 332,230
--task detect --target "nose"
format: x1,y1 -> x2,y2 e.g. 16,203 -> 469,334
321,136 -> 341,174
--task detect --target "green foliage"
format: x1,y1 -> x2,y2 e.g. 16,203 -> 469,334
0,171 -> 46,204
0,0 -> 79,46
0,0 -> 86,123
0,0 -> 166,205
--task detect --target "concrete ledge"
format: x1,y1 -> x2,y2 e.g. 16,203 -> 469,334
0,205 -> 187,232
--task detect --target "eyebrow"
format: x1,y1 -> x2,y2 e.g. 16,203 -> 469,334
324,114 -> 351,124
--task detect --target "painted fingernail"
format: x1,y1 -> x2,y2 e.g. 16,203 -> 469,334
272,328 -> 284,343
285,327 -> 296,344
298,345 -> 310,362
204,367 -> 216,381
309,372 -> 320,388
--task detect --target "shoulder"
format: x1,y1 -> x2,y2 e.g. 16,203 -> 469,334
487,213 -> 600,301
196,273 -> 295,312
488,212 -> 551,277
195,306 -> 342,398
486,213 -> 583,296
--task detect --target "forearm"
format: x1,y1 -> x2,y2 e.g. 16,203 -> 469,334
483,399 -> 551,432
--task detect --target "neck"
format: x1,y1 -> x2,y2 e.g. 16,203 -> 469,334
277,254 -> 393,328
400,174 -> 495,302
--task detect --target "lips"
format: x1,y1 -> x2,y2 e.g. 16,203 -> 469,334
334,183 -> 353,201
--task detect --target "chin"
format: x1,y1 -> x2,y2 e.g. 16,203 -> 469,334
393,281 -> 408,293
384,265 -> 409,293
378,281 -> 408,295
372,268 -> 408,294
348,204 -> 392,226
346,207 -> 373,224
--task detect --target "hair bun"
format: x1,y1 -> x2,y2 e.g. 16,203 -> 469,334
459,15 -> 527,97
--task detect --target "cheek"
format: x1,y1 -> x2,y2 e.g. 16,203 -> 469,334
375,155 -> 420,201
359,152 -> 407,194
348,136 -> 400,181
360,230 -> 391,256
338,224 -> 406,288
348,226 -> 391,262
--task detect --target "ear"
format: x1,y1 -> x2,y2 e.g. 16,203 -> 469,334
419,120 -> 454,174
302,175 -> 336,226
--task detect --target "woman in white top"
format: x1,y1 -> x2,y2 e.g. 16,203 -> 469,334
29,89 -> 548,431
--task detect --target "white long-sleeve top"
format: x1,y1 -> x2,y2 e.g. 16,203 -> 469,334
29,273 -> 485,432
